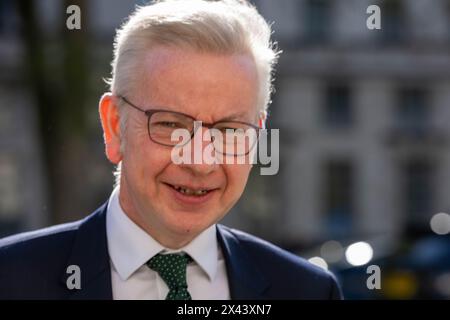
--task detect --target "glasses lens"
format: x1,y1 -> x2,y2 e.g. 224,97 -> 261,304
149,111 -> 194,146
211,122 -> 259,156
149,113 -> 259,156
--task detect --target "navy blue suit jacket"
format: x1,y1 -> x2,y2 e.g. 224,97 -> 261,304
0,203 -> 342,299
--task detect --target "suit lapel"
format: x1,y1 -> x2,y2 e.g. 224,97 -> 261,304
59,205 -> 269,300
61,203 -> 113,300
216,225 -> 270,299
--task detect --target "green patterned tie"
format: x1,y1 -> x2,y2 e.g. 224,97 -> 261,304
147,252 -> 193,300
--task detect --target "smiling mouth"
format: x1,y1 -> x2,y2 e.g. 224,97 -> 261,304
164,183 -> 215,197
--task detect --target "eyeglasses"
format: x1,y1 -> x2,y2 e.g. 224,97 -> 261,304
118,95 -> 260,156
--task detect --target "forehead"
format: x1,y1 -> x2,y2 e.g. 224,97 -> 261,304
133,46 -> 259,121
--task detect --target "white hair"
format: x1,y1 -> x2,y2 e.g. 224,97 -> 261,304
106,0 -> 281,185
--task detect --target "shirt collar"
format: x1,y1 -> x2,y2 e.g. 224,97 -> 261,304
165,223 -> 218,282
106,186 -> 218,281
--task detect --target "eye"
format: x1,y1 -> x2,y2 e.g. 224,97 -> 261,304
222,127 -> 236,132
155,121 -> 182,128
224,128 -> 247,134
217,126 -> 242,132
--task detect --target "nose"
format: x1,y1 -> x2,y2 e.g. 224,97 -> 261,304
178,125 -> 219,176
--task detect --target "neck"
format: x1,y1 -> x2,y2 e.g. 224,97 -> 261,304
117,189 -> 195,250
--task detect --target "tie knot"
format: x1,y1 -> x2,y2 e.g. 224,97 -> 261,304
147,252 -> 193,300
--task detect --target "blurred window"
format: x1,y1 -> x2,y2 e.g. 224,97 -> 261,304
324,160 -> 354,237
324,84 -> 353,128
402,159 -> 433,227
380,0 -> 406,44
0,0 -> 15,36
396,88 -> 429,135
0,0 -> 6,34
303,0 -> 331,44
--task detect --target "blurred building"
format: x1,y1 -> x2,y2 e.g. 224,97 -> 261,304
226,0 -> 450,256
236,0 -> 450,299
0,0 -> 136,235
0,0 -> 48,235
2,0 -> 450,297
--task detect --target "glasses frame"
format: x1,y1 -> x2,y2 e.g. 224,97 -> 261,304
117,95 -> 261,155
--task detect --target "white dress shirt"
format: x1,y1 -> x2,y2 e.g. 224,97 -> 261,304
106,187 -> 230,300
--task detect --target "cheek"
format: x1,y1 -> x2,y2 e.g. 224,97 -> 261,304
224,164 -> 252,196
123,134 -> 171,186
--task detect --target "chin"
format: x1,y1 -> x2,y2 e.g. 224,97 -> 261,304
165,213 -> 216,235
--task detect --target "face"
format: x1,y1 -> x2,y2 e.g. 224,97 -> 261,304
99,46 -> 260,248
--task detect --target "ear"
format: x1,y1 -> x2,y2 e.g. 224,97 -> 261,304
258,110 -> 267,129
99,93 -> 123,164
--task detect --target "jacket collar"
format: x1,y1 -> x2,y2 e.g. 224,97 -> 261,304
60,202 -> 270,300
61,202 -> 112,299
216,225 -> 270,299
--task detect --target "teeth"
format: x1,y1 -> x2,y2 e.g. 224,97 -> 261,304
174,186 -> 208,196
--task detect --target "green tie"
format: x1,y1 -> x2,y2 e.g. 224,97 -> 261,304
147,252 -> 193,300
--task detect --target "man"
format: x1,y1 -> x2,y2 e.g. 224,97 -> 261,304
0,0 -> 342,299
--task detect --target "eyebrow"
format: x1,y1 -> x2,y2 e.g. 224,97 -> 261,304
217,111 -> 253,123
159,105 -> 254,123
134,95 -> 256,124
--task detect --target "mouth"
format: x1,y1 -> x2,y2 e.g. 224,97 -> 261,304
164,183 -> 217,197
